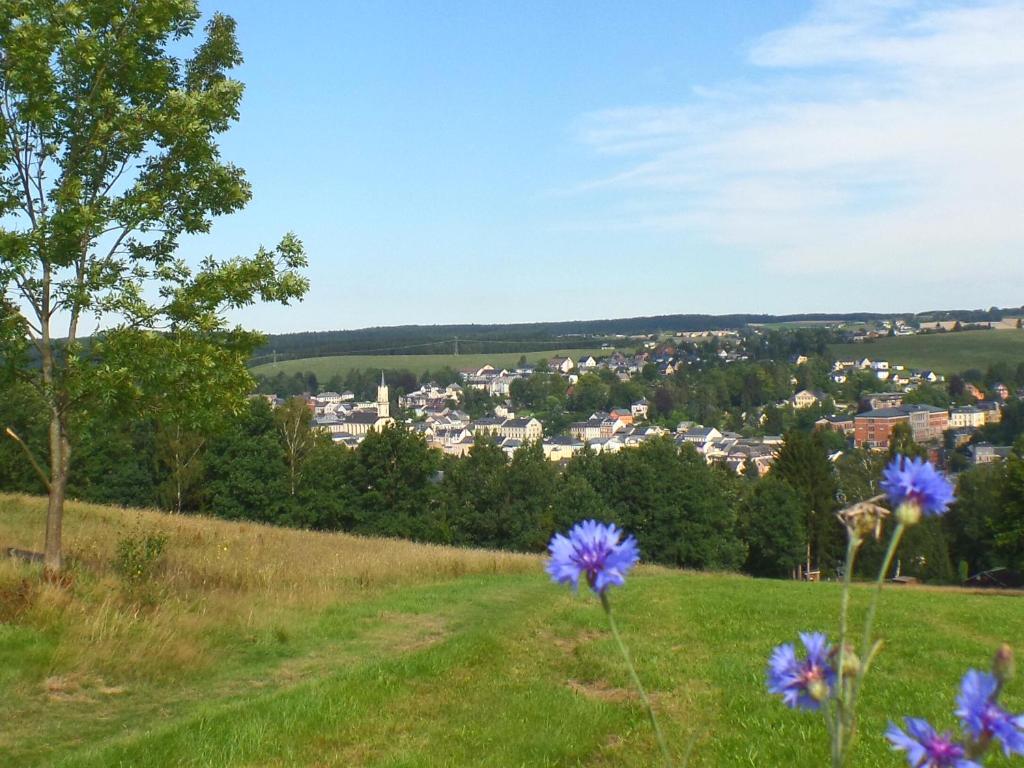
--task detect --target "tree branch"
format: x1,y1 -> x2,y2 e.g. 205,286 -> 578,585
0,86 -> 38,227
4,427 -> 51,492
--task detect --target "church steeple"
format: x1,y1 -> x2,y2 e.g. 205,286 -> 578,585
377,371 -> 390,418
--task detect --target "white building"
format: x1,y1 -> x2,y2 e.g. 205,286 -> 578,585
949,406 -> 986,429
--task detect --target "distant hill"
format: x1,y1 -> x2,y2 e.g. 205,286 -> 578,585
252,307 -> 1021,366
248,312 -> 888,366
829,328 -> 1024,374
250,348 -> 609,380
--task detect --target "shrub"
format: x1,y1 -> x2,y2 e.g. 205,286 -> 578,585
113,530 -> 168,589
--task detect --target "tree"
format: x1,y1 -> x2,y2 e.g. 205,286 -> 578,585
100,328 -> 259,513
203,398 -> 290,523
989,441 -> 1024,570
291,438 -> 358,530
71,416 -> 158,508
579,438 -> 745,570
502,440 -> 558,551
902,385 -> 950,409
275,396 -> 316,497
556,472 -> 610,532
740,476 -> 806,578
441,436 -> 509,547
772,430 -> 841,573
945,463 -> 1004,575
895,517 -> 954,583
461,387 -> 495,419
886,422 -> 926,460
568,372 -> 609,415
348,424 -> 442,541
0,3 -> 308,571
0,380 -> 49,493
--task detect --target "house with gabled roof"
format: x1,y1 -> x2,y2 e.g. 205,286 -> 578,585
470,417 -> 503,435
609,408 -> 634,425
949,406 -> 985,429
791,389 -> 827,409
500,417 -> 543,442
631,398 -> 649,419
816,414 -> 855,435
682,426 -> 722,445
569,420 -> 604,442
970,443 -> 1012,465
548,356 -> 575,374
542,435 -> 584,461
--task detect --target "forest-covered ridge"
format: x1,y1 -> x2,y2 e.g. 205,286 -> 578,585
251,306 -> 1019,365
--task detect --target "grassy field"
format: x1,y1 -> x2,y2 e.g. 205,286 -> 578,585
2,495 -> 1021,767
753,320 -> 849,329
250,348 -> 611,380
829,328 -> 1024,374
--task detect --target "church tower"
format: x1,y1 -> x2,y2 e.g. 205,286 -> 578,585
377,371 -> 390,418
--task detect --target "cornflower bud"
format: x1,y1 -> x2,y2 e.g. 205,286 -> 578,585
841,648 -> 862,679
994,644 -> 1015,685
808,678 -> 831,703
895,501 -> 922,527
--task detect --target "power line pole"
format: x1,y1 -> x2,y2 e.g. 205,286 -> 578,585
453,336 -> 459,356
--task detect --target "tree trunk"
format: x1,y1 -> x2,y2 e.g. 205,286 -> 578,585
174,442 -> 183,515
44,410 -> 69,574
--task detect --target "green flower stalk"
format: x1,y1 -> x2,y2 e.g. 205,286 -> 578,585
547,520 -> 674,767
767,455 -> 956,767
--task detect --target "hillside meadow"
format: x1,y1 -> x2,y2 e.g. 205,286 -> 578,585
1,494 -> 1021,767
829,328 -> 1024,374
249,348 -> 610,380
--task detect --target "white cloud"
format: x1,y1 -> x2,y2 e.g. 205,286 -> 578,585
573,1 -> 1024,281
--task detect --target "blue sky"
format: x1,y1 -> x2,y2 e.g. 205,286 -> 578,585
188,1 -> 1024,333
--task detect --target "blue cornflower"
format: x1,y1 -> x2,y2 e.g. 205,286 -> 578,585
546,520 -> 639,595
886,718 -> 981,768
766,632 -> 836,710
956,669 -> 1024,757
881,455 -> 955,517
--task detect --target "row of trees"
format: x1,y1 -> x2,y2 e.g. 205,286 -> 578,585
6,388 -> 1023,582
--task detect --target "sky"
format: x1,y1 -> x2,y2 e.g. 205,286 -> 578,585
184,0 -> 1024,333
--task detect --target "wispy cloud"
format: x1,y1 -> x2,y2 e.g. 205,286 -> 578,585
573,1 -> 1024,280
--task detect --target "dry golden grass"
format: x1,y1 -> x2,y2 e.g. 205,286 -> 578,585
0,493 -> 538,683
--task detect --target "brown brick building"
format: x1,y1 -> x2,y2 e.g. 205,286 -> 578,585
853,405 -> 949,449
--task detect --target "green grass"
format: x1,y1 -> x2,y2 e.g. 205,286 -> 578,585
829,329 -> 1024,374
250,348 -> 611,380
754,320 -> 848,329
2,496 -> 1022,767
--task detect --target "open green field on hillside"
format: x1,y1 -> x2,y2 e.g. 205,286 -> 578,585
2,495 -> 1021,767
250,348 -> 611,380
829,329 -> 1024,374
754,320 -> 849,329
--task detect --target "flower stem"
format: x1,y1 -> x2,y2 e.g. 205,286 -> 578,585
846,521 -> 906,724
600,591 -> 673,768
832,533 -> 861,768
858,522 -> 905,679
